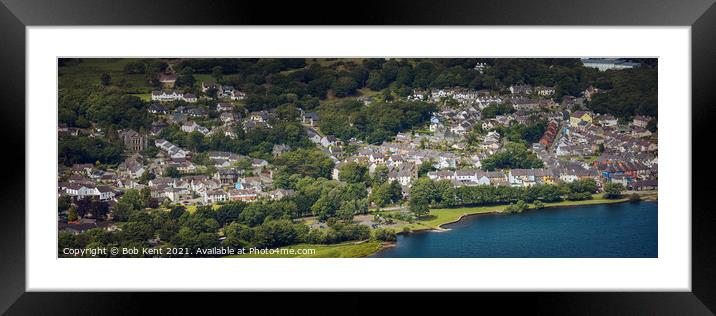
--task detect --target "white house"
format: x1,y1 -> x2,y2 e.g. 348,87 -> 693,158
64,184 -> 115,200
155,139 -> 191,159
181,121 -> 209,135
320,135 -> 339,148
216,103 -> 233,112
388,169 -> 413,186
598,114 -> 619,127
509,169 -> 537,187
203,190 -> 228,204
151,90 -> 183,102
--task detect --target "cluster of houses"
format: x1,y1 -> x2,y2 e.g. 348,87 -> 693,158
409,88 -> 503,109
505,96 -> 557,111
58,164 -> 118,201
155,139 -> 191,159
330,132 -> 487,194
581,58 -> 640,72
593,151 -> 658,188
59,66 -> 659,233
426,167 -> 599,187
60,182 -> 116,201
509,84 -> 556,96
558,113 -> 656,156
200,81 -> 246,100
146,172 -> 289,205
539,121 -> 559,148
430,106 -> 481,137
59,144 -> 287,210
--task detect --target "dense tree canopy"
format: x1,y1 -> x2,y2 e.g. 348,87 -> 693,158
58,135 -> 123,166
481,142 -> 544,171
315,99 -> 436,144
273,148 -> 335,180
496,119 -> 547,145
586,67 -> 658,118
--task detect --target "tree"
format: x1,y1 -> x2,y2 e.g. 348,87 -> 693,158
312,188 -> 343,220
58,135 -> 124,166
409,197 -> 430,220
418,159 -> 437,177
374,228 -> 397,242
124,61 -> 147,74
222,222 -> 250,248
567,178 -> 598,194
273,148 -> 335,179
496,119 -> 547,144
395,66 -> 414,87
211,66 -> 224,82
382,88 -> 394,102
481,142 -> 544,171
111,199 -> 135,222
67,205 -> 79,222
505,200 -> 529,213
337,198 -> 368,221
481,103 -> 515,119
409,178 -> 436,220
140,187 -> 153,208
370,180 -> 402,207
366,71 -> 386,91
603,182 -> 625,199
100,72 -> 111,86
58,196 -> 71,212
111,189 -> 145,221
586,67 -> 658,118
252,220 -> 298,248
176,67 -> 196,88
167,206 -> 185,221
163,166 -> 181,178
372,165 -> 389,187
332,76 -> 359,97
338,162 -> 369,184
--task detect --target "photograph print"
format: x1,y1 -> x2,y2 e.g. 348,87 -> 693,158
57,57 -> 658,258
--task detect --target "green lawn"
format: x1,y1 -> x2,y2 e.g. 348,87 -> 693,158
226,241 -> 383,258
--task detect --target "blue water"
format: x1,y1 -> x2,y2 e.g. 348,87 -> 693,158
372,202 -> 657,258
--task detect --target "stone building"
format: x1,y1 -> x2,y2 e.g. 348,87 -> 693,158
118,129 -> 148,153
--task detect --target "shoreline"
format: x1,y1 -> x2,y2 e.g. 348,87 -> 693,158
368,195 -> 657,257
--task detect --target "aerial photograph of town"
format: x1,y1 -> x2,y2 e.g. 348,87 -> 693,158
57,58 -> 657,258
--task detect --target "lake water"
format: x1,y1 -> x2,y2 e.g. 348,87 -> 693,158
371,202 -> 657,258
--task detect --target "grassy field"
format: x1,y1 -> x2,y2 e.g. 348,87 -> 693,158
185,204 -> 221,213
59,58 -> 152,91
131,93 -> 152,101
193,73 -> 215,85
225,241 -> 383,258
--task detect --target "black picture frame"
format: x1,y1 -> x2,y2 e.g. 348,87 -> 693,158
1,0 -> 714,314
